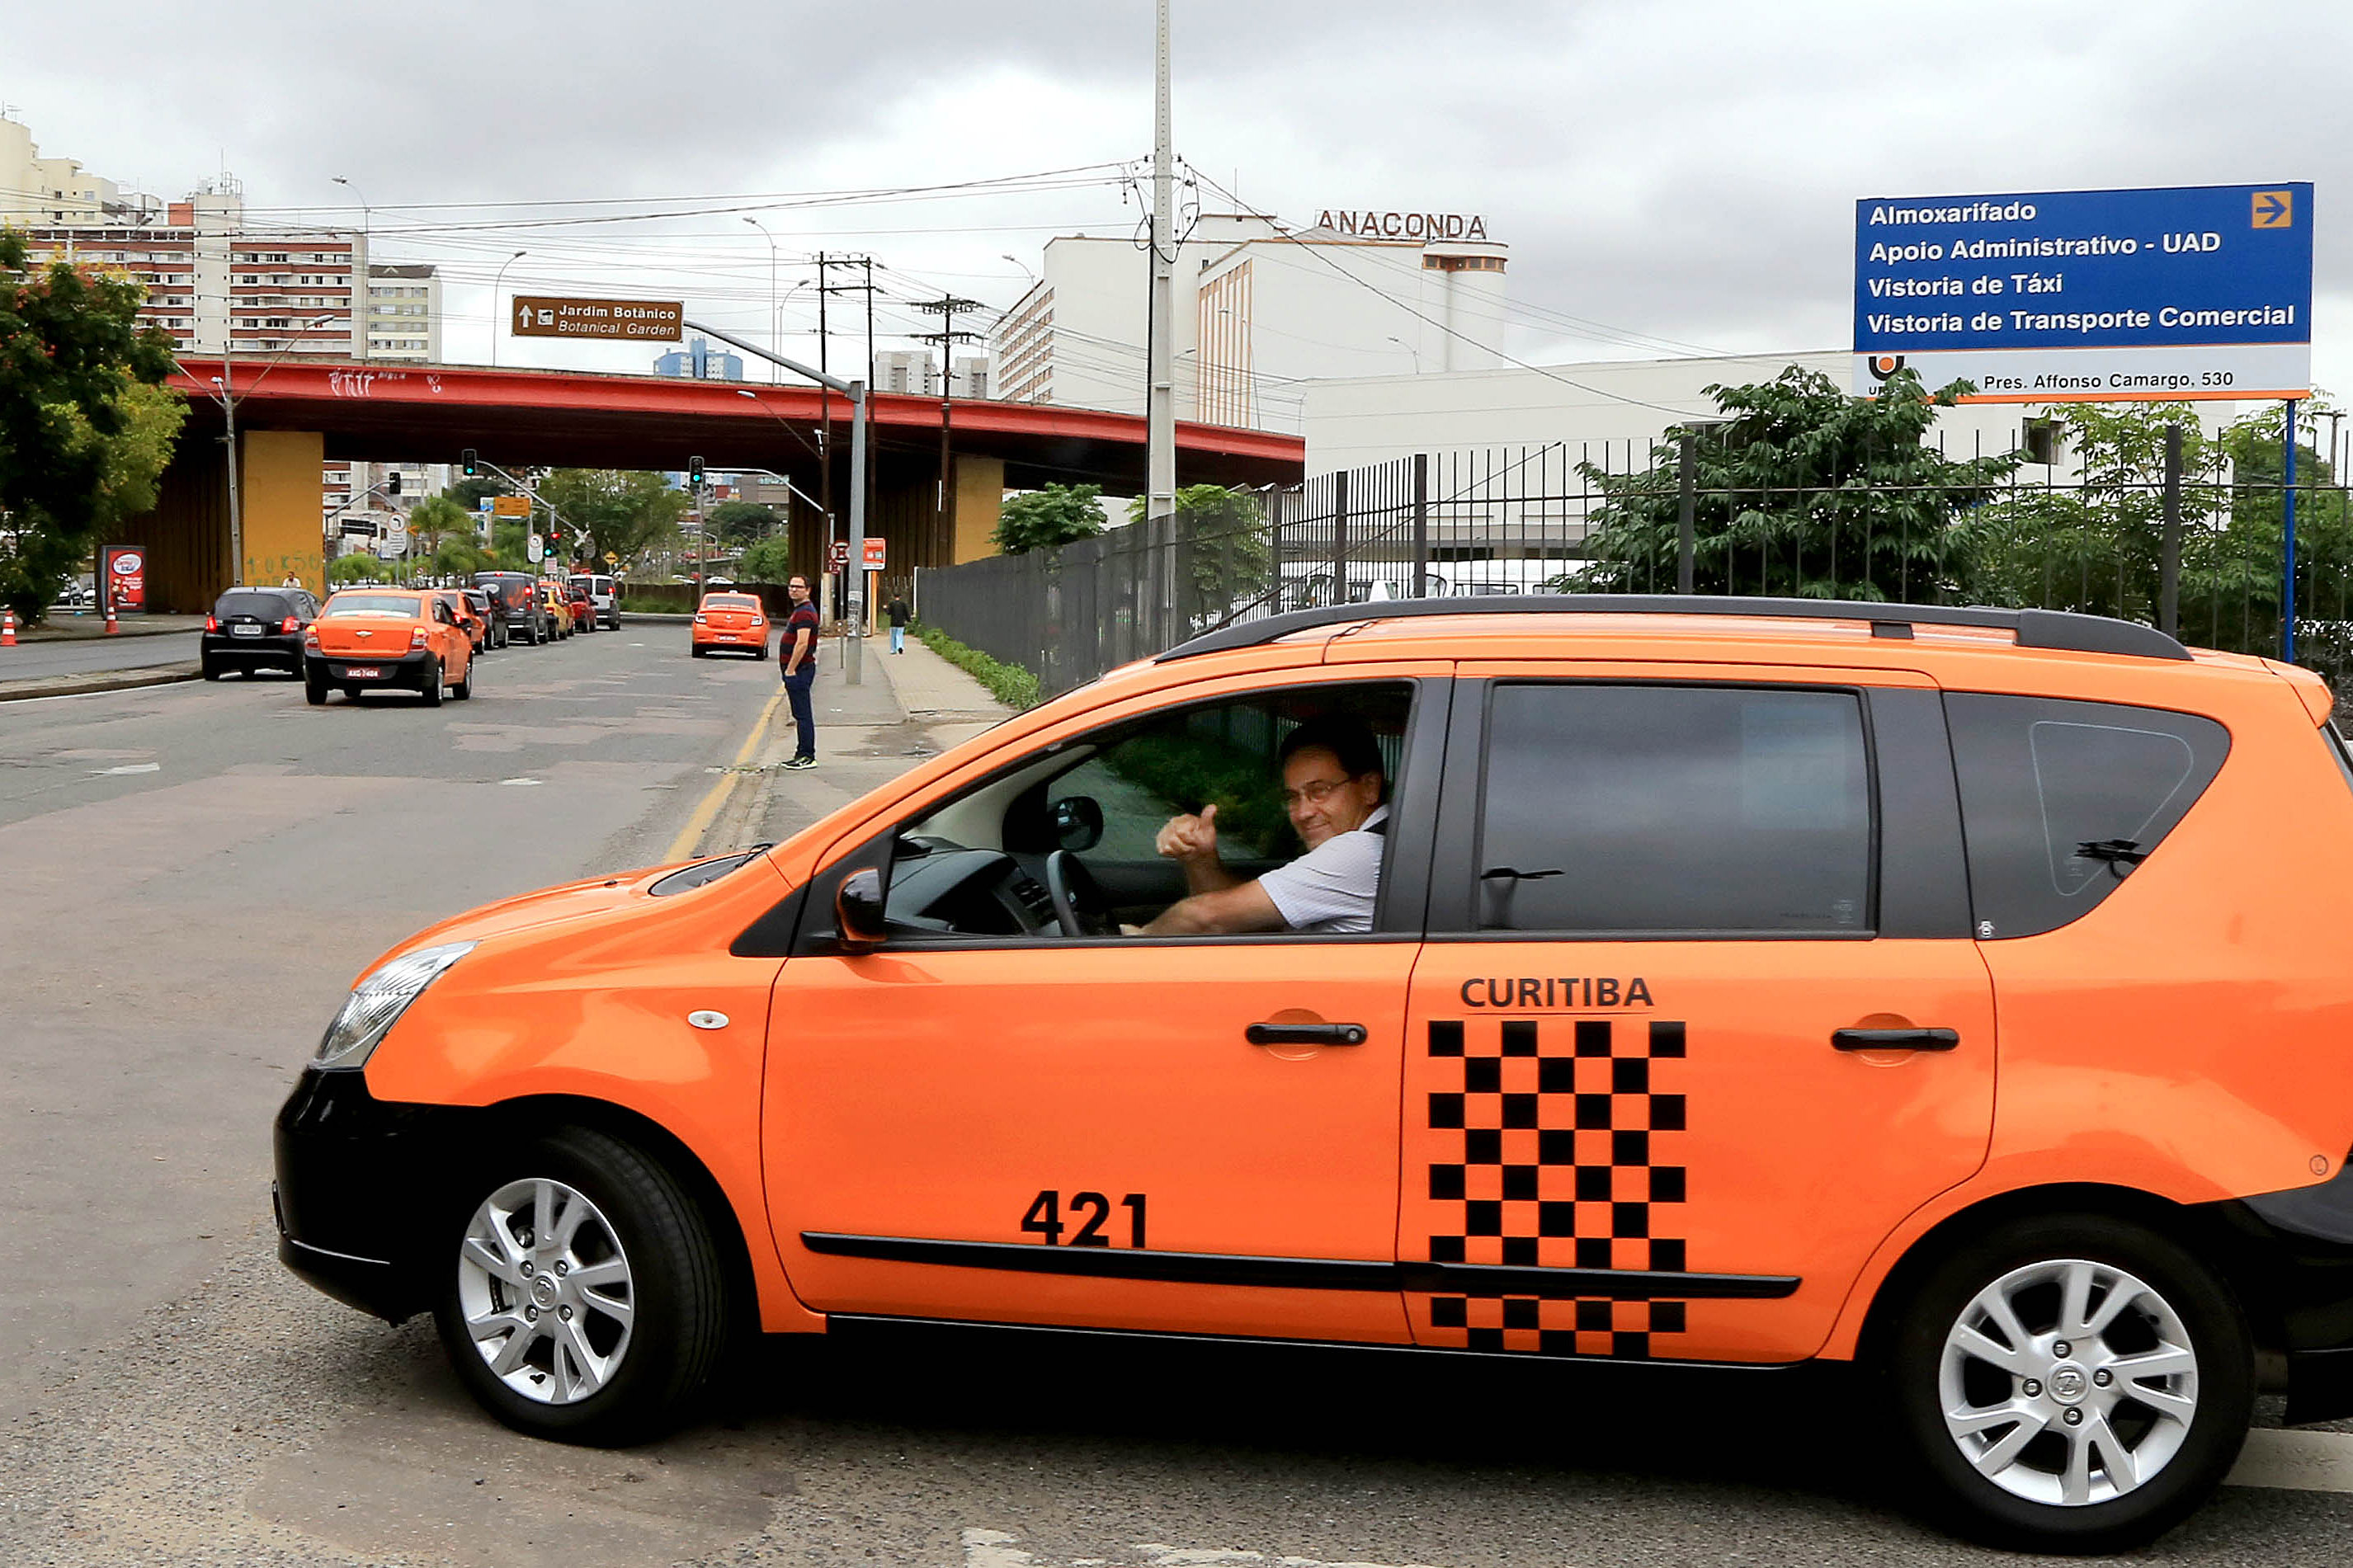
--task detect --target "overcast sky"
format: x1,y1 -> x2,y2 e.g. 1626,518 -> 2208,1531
11,0 -> 2353,408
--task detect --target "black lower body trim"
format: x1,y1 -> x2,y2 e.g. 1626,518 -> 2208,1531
799,1231 -> 1799,1300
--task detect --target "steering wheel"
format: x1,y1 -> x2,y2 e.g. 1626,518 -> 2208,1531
1044,850 -> 1119,937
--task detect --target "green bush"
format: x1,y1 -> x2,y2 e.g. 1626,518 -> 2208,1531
1097,730 -> 1292,858
915,624 -> 1041,710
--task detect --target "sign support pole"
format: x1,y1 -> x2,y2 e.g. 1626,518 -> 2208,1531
685,318 -> 870,684
2285,398 -> 2299,664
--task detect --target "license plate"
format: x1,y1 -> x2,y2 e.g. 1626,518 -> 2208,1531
718,634 -> 738,642
342,666 -> 381,679
230,624 -> 262,636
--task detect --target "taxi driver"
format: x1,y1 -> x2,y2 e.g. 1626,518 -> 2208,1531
1141,719 -> 1389,935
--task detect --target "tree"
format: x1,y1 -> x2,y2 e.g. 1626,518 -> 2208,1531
442,476 -> 511,516
1568,365 -> 2022,602
329,551 -> 384,584
430,534 -> 484,578
0,230 -> 182,624
708,500 -> 780,549
533,469 -> 688,569
1126,483 -> 1275,625
993,483 -> 1106,555
738,535 -> 796,584
405,494 -> 473,554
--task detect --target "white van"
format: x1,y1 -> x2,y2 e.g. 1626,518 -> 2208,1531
566,572 -> 619,630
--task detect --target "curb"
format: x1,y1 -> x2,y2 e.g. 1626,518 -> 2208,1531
17,619 -> 207,643
0,666 -> 202,704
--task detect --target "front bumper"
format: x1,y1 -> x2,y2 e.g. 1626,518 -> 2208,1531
273,1067 -> 481,1323
307,651 -> 433,688
2218,1161 -> 2353,1423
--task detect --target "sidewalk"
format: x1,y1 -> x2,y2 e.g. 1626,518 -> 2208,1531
14,612 -> 207,642
723,634 -> 1019,852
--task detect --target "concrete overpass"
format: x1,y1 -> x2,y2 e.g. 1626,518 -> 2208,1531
123,358 -> 1305,611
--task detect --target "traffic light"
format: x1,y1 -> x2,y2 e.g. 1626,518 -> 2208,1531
687,454 -> 705,487
384,471 -> 401,496
461,448 -> 479,478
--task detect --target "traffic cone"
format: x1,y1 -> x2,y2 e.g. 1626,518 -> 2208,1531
104,605 -> 119,636
0,610 -> 14,647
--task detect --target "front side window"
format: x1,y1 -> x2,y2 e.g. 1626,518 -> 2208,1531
868,683 -> 1414,943
1945,694 -> 2229,939
1475,684 -> 1873,935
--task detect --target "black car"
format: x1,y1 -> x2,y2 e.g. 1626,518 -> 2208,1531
472,572 -> 549,645
201,587 -> 318,679
460,587 -> 508,651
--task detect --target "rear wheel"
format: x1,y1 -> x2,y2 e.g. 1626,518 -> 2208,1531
202,655 -> 223,680
304,668 -> 328,705
420,658 -> 444,707
452,658 -> 473,700
432,1127 -> 731,1445
1884,1214 -> 2252,1553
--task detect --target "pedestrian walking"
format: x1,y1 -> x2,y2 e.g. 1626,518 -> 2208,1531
780,575 -> 819,770
887,592 -> 910,654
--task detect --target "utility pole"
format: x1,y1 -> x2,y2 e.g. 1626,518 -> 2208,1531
1145,0 -> 1176,523
816,254 -> 878,635
912,294 -> 985,568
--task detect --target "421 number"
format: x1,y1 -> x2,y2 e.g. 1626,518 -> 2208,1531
1021,1190 -> 1148,1249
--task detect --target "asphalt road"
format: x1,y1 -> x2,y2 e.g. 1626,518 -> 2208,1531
2,631 -> 2351,1566
0,629 -> 203,680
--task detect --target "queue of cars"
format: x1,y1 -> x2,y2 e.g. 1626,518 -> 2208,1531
200,569 -> 620,705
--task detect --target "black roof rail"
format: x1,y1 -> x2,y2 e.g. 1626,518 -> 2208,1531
1155,595 -> 2192,664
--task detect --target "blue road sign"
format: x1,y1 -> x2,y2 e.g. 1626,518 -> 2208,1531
1853,182 -> 2313,401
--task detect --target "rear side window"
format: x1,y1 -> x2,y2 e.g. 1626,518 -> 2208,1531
1945,694 -> 2230,939
1474,684 -> 1874,935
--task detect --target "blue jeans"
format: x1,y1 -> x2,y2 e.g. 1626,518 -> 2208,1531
889,624 -> 905,653
782,665 -> 816,760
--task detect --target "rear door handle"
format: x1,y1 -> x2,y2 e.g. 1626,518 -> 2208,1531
1832,1027 -> 1960,1052
1247,1022 -> 1367,1047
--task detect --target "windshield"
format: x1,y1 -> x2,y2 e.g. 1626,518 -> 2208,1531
323,595 -> 422,617
705,595 -> 760,610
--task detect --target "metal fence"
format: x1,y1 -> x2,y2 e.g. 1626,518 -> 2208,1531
919,431 -> 2353,696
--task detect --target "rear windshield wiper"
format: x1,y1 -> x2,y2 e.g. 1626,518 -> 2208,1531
2076,839 -> 2147,871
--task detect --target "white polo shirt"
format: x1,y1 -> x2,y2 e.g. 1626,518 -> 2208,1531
1257,805 -> 1390,934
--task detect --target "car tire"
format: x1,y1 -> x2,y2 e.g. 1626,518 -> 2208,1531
342,685 -> 361,699
420,659 -> 444,707
304,670 -> 328,705
432,1126 -> 732,1446
452,660 -> 473,701
1882,1213 -> 2253,1554
202,655 -> 222,680
690,645 -> 706,659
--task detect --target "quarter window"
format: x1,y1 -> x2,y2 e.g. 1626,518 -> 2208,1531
1945,694 -> 2229,939
1475,684 -> 1872,935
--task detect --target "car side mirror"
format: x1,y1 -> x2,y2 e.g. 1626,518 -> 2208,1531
1051,795 -> 1105,853
835,868 -> 889,954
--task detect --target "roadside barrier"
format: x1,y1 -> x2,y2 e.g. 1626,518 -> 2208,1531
104,606 -> 119,636
1,610 -> 14,647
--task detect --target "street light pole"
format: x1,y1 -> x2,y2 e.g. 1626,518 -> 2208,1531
743,217 -> 779,384
490,251 -> 527,367
686,318 -> 870,684
1145,0 -> 1177,523
332,176 -> 370,361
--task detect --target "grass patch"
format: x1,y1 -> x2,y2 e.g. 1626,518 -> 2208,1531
915,624 -> 1043,711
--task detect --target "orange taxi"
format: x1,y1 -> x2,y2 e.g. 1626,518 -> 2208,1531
689,591 -> 769,659
435,589 -> 491,658
304,587 -> 474,705
274,594 -> 2353,1550
537,582 -> 575,639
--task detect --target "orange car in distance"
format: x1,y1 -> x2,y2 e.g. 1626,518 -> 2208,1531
274,594 -> 2353,1551
304,587 -> 474,705
690,591 -> 768,659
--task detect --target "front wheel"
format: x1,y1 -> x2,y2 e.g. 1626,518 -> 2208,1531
432,1127 -> 732,1444
1884,1214 -> 2252,1553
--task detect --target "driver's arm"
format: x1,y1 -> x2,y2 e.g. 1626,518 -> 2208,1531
1140,878 -> 1286,936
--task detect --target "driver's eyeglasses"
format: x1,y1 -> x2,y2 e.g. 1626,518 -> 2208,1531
1281,776 -> 1356,809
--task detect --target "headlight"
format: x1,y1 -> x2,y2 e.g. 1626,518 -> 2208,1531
312,940 -> 477,1070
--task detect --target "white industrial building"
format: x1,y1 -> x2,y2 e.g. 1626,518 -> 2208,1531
994,213 -> 1507,434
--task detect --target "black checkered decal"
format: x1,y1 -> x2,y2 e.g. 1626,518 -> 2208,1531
1420,1015 -> 1688,1357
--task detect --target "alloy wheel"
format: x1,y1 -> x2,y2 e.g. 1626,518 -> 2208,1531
455,1177 -> 636,1406
1938,1257 -> 2198,1507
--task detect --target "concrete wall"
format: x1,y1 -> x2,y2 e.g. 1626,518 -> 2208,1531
239,430 -> 325,594
952,455 -> 1004,564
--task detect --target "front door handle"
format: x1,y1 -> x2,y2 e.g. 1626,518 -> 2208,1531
1247,1022 -> 1367,1048
1832,1027 -> 1959,1052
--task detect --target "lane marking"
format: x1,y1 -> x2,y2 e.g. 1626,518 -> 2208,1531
2228,1427 -> 2353,1492
92,763 -> 161,775
663,683 -> 786,863
497,777 -> 542,787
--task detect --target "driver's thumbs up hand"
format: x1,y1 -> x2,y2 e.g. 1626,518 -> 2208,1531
1155,806 -> 1218,863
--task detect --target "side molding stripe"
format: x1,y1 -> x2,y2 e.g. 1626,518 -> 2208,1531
799,1232 -> 1799,1300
